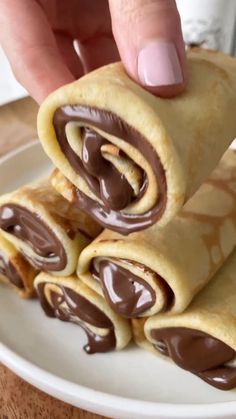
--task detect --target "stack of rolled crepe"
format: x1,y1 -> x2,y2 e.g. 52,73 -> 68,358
33,48 -> 236,366
3,48 -> 236,362
0,177 -> 102,278
0,232 -> 36,298
34,272 -> 131,354
0,178 -> 132,353
76,149 -> 236,319
37,48 -> 236,235
132,249 -> 236,391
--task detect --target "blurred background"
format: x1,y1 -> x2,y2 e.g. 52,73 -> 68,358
0,47 -> 27,105
0,0 -> 236,105
177,0 -> 236,52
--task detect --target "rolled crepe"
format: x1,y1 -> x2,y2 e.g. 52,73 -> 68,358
77,149 -> 236,318
0,233 -> 36,298
34,272 -> 131,353
0,178 -> 101,276
37,48 -> 236,235
141,249 -> 236,391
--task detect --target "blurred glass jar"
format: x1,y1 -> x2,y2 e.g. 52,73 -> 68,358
176,0 -> 236,54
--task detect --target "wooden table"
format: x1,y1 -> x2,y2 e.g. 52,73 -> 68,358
0,97 -> 106,419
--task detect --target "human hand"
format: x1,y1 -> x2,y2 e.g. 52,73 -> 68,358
0,0 -> 186,103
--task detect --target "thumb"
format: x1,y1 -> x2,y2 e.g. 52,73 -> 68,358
109,0 -> 186,97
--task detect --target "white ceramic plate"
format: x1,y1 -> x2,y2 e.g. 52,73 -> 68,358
1,141 -> 236,419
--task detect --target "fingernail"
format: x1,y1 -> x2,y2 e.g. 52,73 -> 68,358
138,40 -> 183,87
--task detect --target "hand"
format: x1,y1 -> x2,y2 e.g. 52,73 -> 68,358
0,0 -> 186,103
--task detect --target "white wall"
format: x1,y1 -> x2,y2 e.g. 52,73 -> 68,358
0,47 -> 27,106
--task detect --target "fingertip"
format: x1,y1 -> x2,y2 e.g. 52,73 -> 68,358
142,82 -> 186,98
110,0 -> 187,98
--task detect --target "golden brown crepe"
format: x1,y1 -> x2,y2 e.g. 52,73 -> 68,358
38,48 -> 236,234
0,178 -> 101,276
34,272 -> 131,353
77,149 -> 236,318
0,233 -> 36,298
137,249 -> 236,391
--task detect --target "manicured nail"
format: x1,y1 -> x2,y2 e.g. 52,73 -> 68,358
138,40 -> 183,87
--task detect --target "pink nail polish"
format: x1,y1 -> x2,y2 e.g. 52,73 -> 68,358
138,40 -> 183,87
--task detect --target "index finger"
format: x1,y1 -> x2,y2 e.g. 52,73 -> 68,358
0,0 -> 77,103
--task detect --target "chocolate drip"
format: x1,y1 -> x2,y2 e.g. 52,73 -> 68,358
0,205 -> 67,271
83,326 -> 116,355
53,106 -> 167,235
37,283 -> 116,354
82,127 -> 133,210
93,259 -> 173,317
198,368 -> 236,391
151,327 -> 236,390
99,260 -> 156,317
0,250 -> 24,289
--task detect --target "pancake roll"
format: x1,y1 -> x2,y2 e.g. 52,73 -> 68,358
35,272 -> 131,354
38,48 -> 236,234
143,250 -> 236,391
0,233 -> 36,298
77,149 -> 236,319
0,178 -> 101,276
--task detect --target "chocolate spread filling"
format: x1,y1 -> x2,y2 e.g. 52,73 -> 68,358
0,250 -> 24,289
151,327 -> 236,390
82,127 -> 133,210
37,282 -> 116,354
92,259 -> 174,318
0,205 -> 67,271
53,106 -> 167,235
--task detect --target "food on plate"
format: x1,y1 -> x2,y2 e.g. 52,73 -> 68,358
133,250 -> 236,390
35,272 -> 131,353
0,232 -> 36,298
38,48 -> 236,234
77,150 -> 236,318
0,178 -> 101,276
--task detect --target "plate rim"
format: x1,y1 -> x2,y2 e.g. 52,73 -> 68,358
0,139 -> 39,165
1,141 -> 236,418
2,343 -> 236,418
